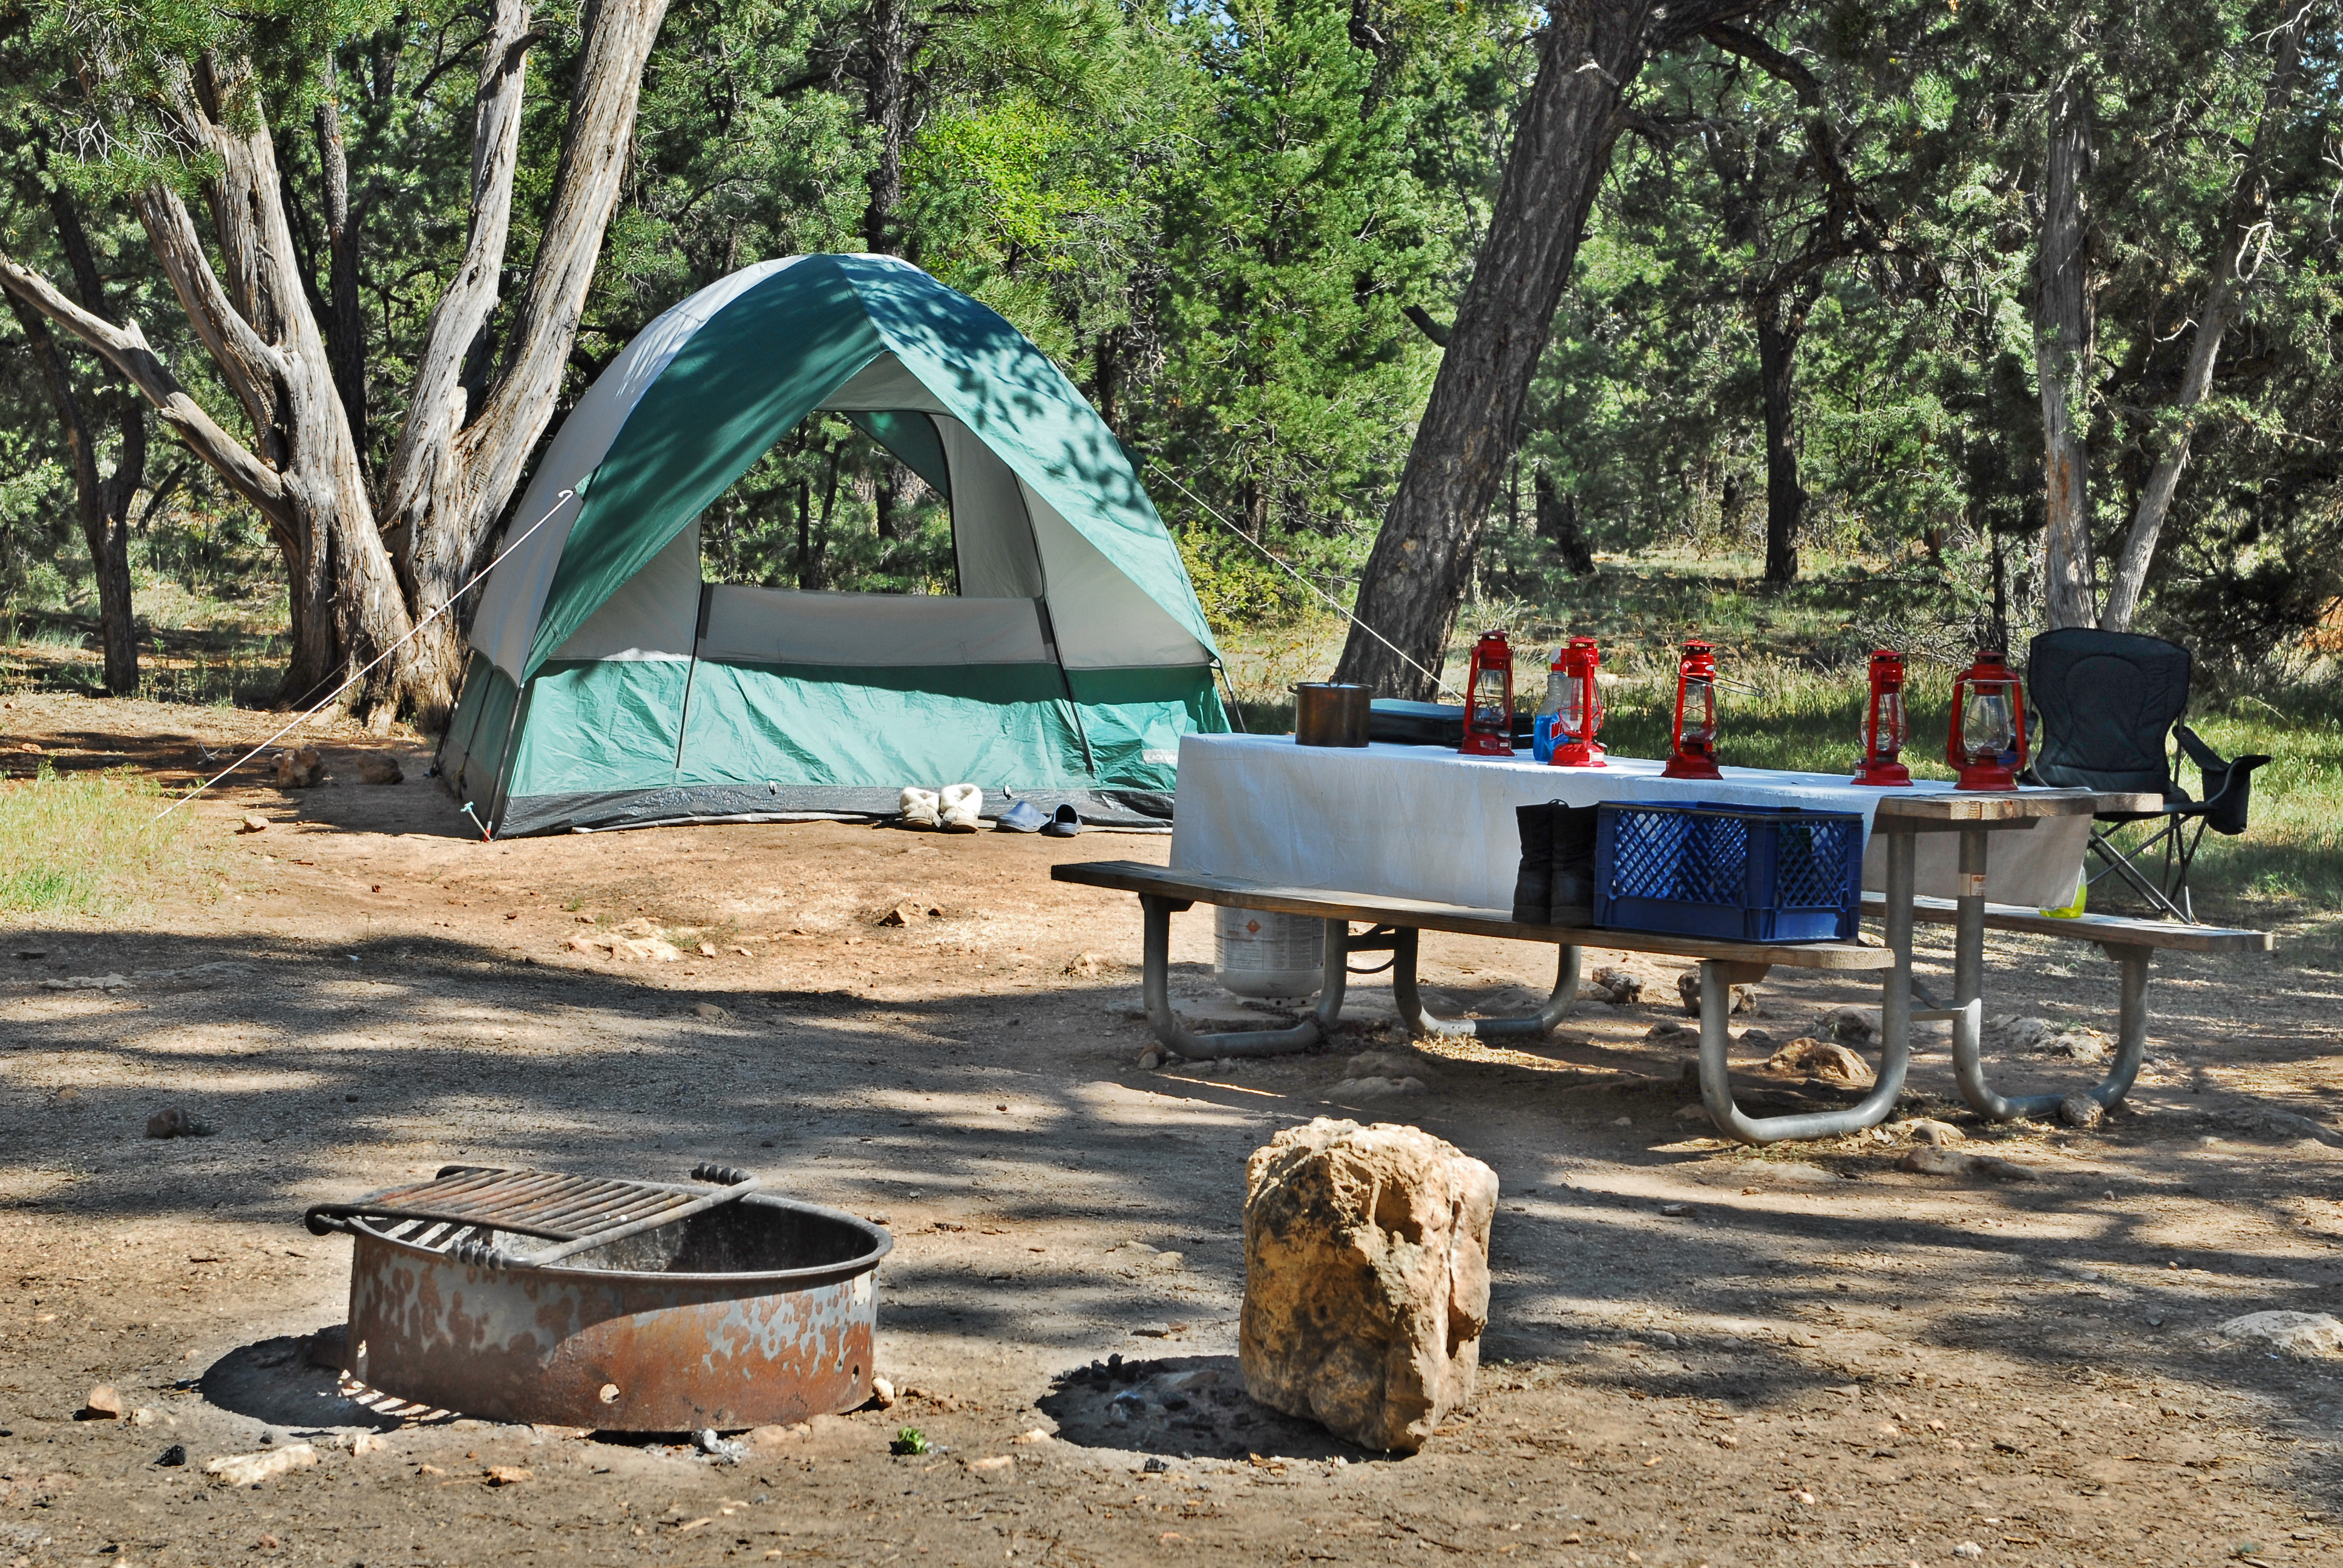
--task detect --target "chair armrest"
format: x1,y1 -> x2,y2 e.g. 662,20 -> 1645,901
2173,723 -> 2224,773
2175,725 -> 2272,835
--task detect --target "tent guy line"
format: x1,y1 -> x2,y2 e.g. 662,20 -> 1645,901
151,488 -> 578,823
1147,459 -> 1462,701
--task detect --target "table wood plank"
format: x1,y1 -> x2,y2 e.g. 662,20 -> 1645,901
1856,890 -> 2270,952
1055,861 -> 1893,970
1869,788 -> 2127,822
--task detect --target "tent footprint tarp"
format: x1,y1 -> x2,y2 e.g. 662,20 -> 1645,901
438,254 -> 1227,836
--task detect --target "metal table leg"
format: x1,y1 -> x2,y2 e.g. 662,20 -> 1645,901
1392,928 -> 1580,1040
1953,929 -> 2154,1121
1139,895 -> 1348,1060
1695,831 -> 1917,1145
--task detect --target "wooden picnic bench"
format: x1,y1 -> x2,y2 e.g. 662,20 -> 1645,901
1056,782 -> 2273,1146
1858,891 -> 2272,1123
1052,860 -> 1899,1146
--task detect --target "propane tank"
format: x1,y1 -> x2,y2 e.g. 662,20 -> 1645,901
1212,906 -> 1324,999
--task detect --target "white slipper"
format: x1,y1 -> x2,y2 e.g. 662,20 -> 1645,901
899,786 -> 942,829
939,782 -> 983,832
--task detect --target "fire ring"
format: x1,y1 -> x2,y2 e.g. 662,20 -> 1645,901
306,1165 -> 892,1431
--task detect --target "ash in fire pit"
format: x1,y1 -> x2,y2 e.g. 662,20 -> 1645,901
305,1165 -> 891,1431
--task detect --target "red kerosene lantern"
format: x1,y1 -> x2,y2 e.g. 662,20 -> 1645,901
1459,631 -> 1516,757
1662,639 -> 1724,780
1548,636 -> 1606,767
1946,648 -> 2028,790
1852,648 -> 1912,786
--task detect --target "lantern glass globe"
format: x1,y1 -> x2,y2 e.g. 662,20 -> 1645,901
1680,678 -> 1717,745
1962,687 -> 2013,759
1864,691 -> 1906,757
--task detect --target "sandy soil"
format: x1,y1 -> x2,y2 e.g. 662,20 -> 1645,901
4,691 -> 2342,1567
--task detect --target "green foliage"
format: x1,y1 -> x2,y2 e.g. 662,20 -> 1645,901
4,0 -> 2339,696
1522,0 -> 2342,665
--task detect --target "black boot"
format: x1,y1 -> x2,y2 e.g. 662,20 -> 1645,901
1551,804 -> 1601,921
1512,803 -> 1555,924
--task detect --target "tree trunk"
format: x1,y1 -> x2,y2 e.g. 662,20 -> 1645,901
862,0 -> 909,254
384,0 -> 670,727
315,80 -> 370,475
1332,0 -> 1657,697
1532,466 -> 1595,575
26,186 -> 146,694
874,463 -> 900,541
1755,288 -> 1806,585
149,56 -> 410,717
796,475 -> 815,590
2098,15 -> 2304,633
1242,475 -> 1269,538
1094,332 -> 1120,434
2034,77 -> 2097,631
8,296 -> 144,694
94,403 -> 145,692
2,0 -> 666,730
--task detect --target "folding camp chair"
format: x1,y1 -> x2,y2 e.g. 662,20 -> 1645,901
2025,628 -> 2270,922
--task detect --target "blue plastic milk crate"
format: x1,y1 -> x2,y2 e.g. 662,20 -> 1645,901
1593,800 -> 1864,943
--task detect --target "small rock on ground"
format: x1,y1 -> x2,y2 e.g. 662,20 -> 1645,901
355,754 -> 404,785
1816,1005 -> 1879,1045
2059,1091 -> 2105,1129
1334,1075 -> 1428,1101
272,745 -> 326,788
1677,972 -> 1758,1016
145,1106 -> 214,1138
2212,1310 -> 2343,1360
1987,1013 -> 2111,1062
205,1444 -> 317,1487
1896,1146 -> 2036,1182
1346,1048 -> 1434,1080
1582,965 -> 1643,1004
1763,1037 -> 1875,1088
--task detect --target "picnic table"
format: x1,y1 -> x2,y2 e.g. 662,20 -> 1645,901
1054,735 -> 2271,1143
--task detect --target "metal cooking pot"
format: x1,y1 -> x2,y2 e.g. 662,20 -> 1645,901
1293,682 -> 1372,748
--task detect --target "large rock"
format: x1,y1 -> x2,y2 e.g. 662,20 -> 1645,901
1240,1117 -> 1497,1453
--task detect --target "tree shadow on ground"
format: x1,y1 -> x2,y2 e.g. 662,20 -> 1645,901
5,923 -> 2341,1481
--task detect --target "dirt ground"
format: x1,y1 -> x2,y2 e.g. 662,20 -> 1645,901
4,691 -> 2342,1567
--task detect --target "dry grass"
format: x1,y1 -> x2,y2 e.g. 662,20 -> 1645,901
0,763 -> 217,918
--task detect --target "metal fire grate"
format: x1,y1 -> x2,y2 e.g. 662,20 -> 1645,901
306,1163 -> 758,1270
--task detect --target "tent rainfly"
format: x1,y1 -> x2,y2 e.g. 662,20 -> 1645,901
437,255 -> 1229,837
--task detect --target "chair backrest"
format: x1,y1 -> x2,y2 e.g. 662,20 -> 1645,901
2026,627 -> 2191,795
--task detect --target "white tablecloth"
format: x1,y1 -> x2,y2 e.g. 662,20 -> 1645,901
1168,734 -> 2088,912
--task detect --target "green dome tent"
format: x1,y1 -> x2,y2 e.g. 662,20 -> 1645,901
438,255 -> 1229,836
